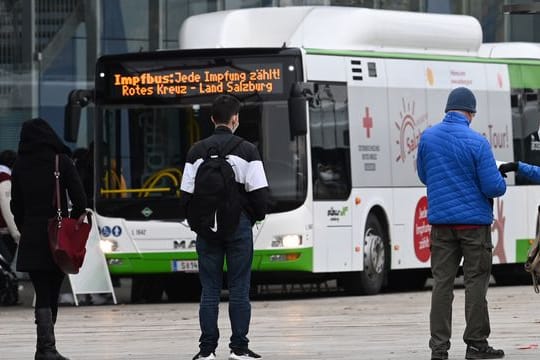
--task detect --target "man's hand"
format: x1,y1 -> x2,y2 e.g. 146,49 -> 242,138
498,162 -> 518,178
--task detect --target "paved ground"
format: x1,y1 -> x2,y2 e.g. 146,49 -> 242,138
1,283 -> 540,359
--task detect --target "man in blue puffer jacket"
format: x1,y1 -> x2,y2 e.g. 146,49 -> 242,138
417,87 -> 506,360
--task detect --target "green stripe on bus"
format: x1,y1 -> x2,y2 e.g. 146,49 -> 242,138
516,238 -> 534,263
508,64 -> 540,89
105,247 -> 314,274
306,49 -> 540,90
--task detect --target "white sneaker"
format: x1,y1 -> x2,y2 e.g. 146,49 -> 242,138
192,352 -> 215,360
229,349 -> 262,360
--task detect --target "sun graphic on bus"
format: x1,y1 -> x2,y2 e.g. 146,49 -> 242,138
395,99 -> 424,164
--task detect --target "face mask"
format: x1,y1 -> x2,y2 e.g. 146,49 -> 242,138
232,116 -> 239,133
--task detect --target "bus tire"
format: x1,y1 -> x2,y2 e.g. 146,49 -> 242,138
343,214 -> 388,295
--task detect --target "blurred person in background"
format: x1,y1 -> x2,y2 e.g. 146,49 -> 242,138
0,149 -> 20,267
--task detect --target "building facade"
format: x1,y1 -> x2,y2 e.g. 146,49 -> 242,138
0,0 -> 538,150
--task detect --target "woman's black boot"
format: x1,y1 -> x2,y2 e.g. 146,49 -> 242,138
35,308 -> 70,360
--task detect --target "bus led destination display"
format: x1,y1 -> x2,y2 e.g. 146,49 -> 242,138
112,65 -> 283,98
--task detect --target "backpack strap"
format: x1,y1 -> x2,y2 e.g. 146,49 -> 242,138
201,140 -> 219,159
201,136 -> 243,159
219,136 -> 243,157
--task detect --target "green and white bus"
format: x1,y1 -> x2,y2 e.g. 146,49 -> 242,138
68,6 -> 540,300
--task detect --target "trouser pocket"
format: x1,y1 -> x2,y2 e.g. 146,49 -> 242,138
476,227 -> 494,274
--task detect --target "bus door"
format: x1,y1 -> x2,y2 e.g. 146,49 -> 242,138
309,83 -> 353,272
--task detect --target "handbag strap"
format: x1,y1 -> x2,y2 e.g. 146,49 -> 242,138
52,155 -> 90,226
53,154 -> 62,221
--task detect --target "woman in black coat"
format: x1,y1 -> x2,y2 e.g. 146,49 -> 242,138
11,118 -> 87,360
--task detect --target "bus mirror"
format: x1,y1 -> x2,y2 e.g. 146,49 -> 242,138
64,103 -> 81,142
288,83 -> 310,138
64,90 -> 94,142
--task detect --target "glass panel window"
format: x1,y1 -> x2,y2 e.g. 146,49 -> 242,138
99,106 -> 206,202
310,83 -> 351,200
102,0 -> 150,54
512,88 -> 540,185
97,100 -> 307,219
224,0 -> 275,8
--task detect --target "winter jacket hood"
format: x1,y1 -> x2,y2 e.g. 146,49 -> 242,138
417,111 -> 506,225
18,118 -> 71,156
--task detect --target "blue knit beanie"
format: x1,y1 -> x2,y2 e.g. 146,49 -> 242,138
445,87 -> 476,113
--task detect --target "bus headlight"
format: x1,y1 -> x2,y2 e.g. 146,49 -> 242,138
271,234 -> 302,248
100,239 -> 118,253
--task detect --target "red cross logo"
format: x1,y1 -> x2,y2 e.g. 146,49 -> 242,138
363,107 -> 373,138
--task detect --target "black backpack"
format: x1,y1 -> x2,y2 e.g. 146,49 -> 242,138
187,136 -> 244,240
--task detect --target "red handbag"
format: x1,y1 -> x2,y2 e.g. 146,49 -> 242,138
48,155 -> 91,274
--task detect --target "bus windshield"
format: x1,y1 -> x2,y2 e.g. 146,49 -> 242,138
95,100 -> 307,220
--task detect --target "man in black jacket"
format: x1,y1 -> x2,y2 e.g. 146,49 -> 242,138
179,94 -> 268,360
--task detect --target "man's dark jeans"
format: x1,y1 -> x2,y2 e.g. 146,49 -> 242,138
196,213 -> 253,354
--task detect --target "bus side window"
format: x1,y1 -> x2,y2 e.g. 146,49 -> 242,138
513,89 -> 540,185
309,83 -> 352,200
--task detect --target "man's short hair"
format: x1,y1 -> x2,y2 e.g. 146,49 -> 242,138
211,94 -> 240,124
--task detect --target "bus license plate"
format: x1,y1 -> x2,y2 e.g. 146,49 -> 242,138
172,260 -> 199,273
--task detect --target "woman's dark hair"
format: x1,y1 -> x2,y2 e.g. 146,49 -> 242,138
0,149 -> 16,168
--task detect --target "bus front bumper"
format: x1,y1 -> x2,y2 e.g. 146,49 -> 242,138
104,247 -> 313,275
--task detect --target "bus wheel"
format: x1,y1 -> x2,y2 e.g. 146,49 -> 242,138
343,214 -> 388,295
